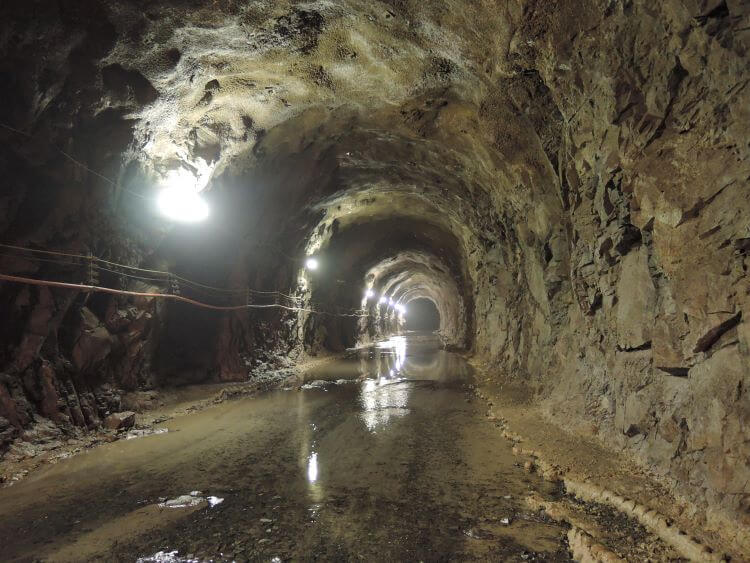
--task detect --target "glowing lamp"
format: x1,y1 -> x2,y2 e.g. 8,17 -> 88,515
305,257 -> 319,270
157,169 -> 209,223
365,289 -> 375,299
379,296 -> 387,304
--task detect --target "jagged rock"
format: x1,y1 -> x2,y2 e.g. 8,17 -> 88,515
104,411 -> 136,430
616,249 -> 656,350
612,225 -> 642,256
37,362 -> 62,423
0,415 -> 17,452
14,287 -> 55,372
72,308 -> 113,373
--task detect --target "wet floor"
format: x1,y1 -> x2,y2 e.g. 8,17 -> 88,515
0,333 -> 571,562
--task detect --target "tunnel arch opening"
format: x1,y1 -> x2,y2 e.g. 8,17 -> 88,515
297,211 -> 474,353
404,298 -> 440,333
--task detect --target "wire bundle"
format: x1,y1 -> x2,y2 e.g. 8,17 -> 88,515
0,243 -> 367,318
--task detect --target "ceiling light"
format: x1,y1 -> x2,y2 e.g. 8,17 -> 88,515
379,296 -> 387,304
305,257 -> 319,270
365,289 -> 375,299
157,169 -> 209,223
388,298 -> 394,307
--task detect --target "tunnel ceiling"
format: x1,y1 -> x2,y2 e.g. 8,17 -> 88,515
1,1 -> 570,322
1,0 -> 570,370
4,0 -> 565,242
73,0 -> 565,353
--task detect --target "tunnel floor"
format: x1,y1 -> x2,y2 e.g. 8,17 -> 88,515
0,336 -> 590,561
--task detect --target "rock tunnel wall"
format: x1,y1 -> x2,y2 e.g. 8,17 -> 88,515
0,0 -> 747,551
509,1 -> 750,550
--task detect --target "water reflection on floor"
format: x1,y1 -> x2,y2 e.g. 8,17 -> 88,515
304,333 -> 472,384
304,333 -> 472,434
0,333 -> 570,562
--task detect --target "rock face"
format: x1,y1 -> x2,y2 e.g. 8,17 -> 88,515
103,411 -> 135,430
616,249 -> 656,351
0,0 -> 747,555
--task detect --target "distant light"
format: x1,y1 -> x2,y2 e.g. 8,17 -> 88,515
365,289 -> 375,299
305,257 -> 319,270
157,169 -> 209,222
396,304 -> 406,314
388,298 -> 394,307
379,296 -> 387,304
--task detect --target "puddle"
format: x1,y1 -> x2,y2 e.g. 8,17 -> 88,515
0,333 -> 571,561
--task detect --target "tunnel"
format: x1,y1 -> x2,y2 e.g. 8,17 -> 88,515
0,1 -> 748,560
404,298 -> 440,333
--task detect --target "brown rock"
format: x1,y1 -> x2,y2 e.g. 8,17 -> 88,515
104,411 -> 135,430
616,248 -> 656,350
38,362 -> 62,423
72,308 -> 113,373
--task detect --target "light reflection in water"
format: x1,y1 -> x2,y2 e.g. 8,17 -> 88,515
360,335 -> 412,431
307,452 -> 319,483
360,378 -> 410,431
300,335 -> 472,508
356,335 -> 472,431
377,336 -> 407,373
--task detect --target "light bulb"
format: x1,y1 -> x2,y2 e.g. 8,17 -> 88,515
156,169 -> 209,223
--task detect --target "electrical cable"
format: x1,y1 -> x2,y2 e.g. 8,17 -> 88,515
0,252 -> 82,267
0,246 -> 366,313
0,273 -> 367,317
96,266 -> 304,307
96,265 -> 175,284
0,251 -> 306,310
97,266 -> 302,304
0,121 -> 148,200
0,242 -> 302,300
0,243 -> 90,262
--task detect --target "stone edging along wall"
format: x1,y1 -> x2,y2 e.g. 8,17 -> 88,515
564,479 -> 725,563
496,420 -> 740,561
